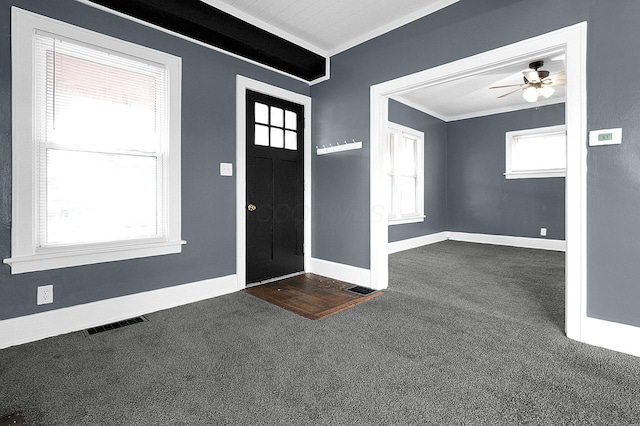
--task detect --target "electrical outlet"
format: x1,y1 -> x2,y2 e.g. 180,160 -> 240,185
37,285 -> 53,305
220,162 -> 233,176
540,228 -> 547,237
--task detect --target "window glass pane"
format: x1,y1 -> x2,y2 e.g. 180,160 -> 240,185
386,133 -> 395,175
45,149 -> 158,245
285,110 -> 297,130
270,106 -> 284,127
255,102 -> 269,124
255,124 -> 269,146
285,130 -> 297,150
270,128 -> 284,148
400,177 -> 417,215
399,137 -> 417,176
387,175 -> 394,214
511,132 -> 566,172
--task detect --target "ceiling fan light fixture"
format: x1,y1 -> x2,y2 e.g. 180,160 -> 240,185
523,86 -> 538,102
540,85 -> 555,98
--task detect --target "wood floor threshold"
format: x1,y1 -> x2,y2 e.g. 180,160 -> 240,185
244,273 -> 382,320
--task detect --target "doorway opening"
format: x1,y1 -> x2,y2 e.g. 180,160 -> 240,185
370,23 -> 587,341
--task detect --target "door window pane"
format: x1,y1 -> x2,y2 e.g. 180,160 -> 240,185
255,102 -> 269,124
270,128 -> 284,148
285,130 -> 297,150
270,106 -> 284,127
285,110 -> 297,130
255,124 -> 269,146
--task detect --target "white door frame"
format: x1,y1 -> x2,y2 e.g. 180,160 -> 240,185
236,75 -> 312,288
370,23 -> 588,341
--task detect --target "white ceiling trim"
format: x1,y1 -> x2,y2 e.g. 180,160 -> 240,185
200,0 -> 329,57
328,0 -> 459,56
390,97 -> 449,122
392,95 -> 567,123
444,98 -> 565,122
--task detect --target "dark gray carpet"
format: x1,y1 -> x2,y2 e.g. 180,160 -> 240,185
1,241 -> 639,425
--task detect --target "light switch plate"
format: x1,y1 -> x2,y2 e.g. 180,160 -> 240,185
589,128 -> 622,146
220,162 -> 233,176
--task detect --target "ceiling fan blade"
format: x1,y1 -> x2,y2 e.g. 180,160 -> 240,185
552,70 -> 566,79
489,83 -> 524,89
550,79 -> 566,86
497,87 -> 525,98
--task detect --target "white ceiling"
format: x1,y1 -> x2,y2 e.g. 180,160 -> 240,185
200,0 -> 565,120
394,54 -> 567,122
201,0 -> 460,56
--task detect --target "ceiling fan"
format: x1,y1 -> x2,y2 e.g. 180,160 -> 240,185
490,60 -> 566,102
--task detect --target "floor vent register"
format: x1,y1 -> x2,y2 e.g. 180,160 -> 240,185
344,285 -> 377,296
85,316 -> 147,336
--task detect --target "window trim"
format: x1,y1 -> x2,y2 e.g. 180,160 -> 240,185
386,122 -> 425,226
5,8 -> 184,274
505,124 -> 567,180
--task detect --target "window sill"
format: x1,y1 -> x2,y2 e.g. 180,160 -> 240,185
504,170 -> 566,179
3,240 -> 186,274
388,215 -> 426,226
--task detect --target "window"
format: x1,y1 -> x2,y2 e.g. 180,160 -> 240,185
505,125 -> 566,179
386,122 -> 425,225
5,8 -> 183,274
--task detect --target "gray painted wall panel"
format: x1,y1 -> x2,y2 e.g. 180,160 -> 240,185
0,0 -> 308,320
585,1 -> 640,326
311,0 -> 640,327
447,104 -> 565,240
388,100 -> 447,242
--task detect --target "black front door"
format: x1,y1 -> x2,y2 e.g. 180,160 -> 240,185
246,90 -> 304,284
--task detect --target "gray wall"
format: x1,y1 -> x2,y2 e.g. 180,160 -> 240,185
388,100 -> 447,243
311,0 -> 640,327
0,0 -> 308,320
447,104 -> 565,240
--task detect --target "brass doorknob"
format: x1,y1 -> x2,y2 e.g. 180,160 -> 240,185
247,204 -> 256,212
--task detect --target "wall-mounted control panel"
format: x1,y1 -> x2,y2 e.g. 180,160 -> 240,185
589,128 -> 622,146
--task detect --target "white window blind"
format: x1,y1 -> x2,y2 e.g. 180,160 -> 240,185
34,32 -> 167,247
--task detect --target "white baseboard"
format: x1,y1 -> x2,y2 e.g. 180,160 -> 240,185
388,231 -> 448,254
580,316 -> 640,358
448,232 -> 566,252
388,231 -> 566,253
309,258 -> 371,287
0,274 -> 239,350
